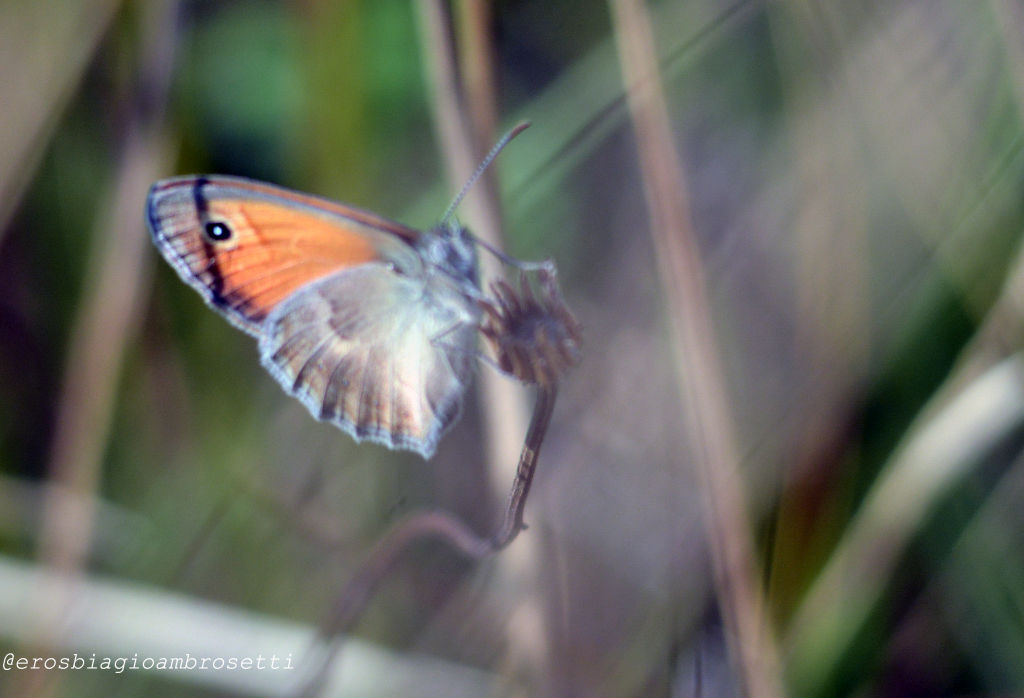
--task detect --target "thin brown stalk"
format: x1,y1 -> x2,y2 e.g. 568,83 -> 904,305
414,1 -> 550,683
19,3 -> 178,696
608,0 -> 782,696
456,0 -> 500,158
415,1 -> 528,474
297,387 -> 558,697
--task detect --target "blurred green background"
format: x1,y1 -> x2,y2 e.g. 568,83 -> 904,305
3,0 -> 1024,696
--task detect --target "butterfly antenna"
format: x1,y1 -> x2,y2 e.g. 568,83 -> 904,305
440,121 -> 531,226
473,233 -> 555,272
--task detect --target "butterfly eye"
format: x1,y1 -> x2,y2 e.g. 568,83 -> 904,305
204,221 -> 233,242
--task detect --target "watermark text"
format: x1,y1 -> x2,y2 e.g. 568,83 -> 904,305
3,652 -> 294,674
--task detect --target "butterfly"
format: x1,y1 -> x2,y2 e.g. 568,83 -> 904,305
146,170 -> 491,460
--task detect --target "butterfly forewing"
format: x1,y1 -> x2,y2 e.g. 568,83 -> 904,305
147,176 -> 420,335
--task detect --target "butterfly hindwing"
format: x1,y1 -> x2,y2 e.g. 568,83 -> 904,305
258,263 -> 479,459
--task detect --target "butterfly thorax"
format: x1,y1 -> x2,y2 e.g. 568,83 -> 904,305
416,222 -> 479,293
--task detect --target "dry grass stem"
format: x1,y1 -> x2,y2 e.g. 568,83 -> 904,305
415,0 -> 551,686
609,0 -> 782,695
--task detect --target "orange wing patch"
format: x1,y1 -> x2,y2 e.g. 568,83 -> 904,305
200,199 -> 380,323
147,177 -> 413,335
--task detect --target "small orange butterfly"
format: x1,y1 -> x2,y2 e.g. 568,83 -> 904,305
147,126 -> 528,459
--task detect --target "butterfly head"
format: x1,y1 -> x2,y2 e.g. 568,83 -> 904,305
419,219 -> 479,289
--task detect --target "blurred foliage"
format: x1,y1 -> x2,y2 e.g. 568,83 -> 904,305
2,0 -> 1024,696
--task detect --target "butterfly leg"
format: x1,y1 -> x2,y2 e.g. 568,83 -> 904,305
430,311 -> 536,387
